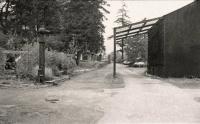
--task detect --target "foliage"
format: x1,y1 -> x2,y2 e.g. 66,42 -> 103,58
115,0 -> 131,26
62,0 -> 109,64
0,0 -> 61,48
109,51 -> 123,63
0,0 -> 61,33
79,61 -> 107,69
45,35 -> 65,52
0,31 -> 8,49
16,43 -> 77,80
45,51 -> 76,75
0,47 -> 6,75
1,0 -> 108,64
114,0 -> 131,60
32,65 -> 53,80
124,35 -> 148,63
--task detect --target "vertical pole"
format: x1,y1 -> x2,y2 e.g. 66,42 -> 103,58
121,39 -> 124,61
38,36 -> 45,83
113,28 -> 116,78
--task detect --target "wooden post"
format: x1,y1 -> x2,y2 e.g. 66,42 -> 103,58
38,36 -> 45,83
113,28 -> 117,78
121,39 -> 124,61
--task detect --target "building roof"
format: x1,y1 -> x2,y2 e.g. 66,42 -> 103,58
114,17 -> 161,42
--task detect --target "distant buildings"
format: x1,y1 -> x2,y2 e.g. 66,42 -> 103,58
148,0 -> 200,77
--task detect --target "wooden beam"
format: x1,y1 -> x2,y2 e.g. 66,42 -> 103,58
115,17 -> 161,30
116,32 -> 148,41
116,29 -> 149,39
137,19 -> 147,35
116,23 -> 155,35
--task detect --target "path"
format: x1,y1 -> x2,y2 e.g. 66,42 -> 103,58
98,64 -> 200,124
0,64 -> 200,124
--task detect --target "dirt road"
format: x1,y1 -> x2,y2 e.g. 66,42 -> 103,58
98,65 -> 200,124
0,64 -> 200,124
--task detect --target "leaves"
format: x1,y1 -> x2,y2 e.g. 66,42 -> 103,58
0,0 -> 60,36
124,35 -> 148,62
0,0 -> 108,59
63,0 -> 108,54
115,0 -> 131,26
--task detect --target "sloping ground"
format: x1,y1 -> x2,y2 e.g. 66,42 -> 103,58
0,64 -> 124,124
0,64 -> 200,124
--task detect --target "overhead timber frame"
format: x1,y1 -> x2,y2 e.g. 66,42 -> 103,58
113,17 -> 161,78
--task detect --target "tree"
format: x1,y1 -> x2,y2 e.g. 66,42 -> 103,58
124,35 -> 148,63
114,0 -> 131,61
115,0 -> 131,26
0,0 -> 109,63
62,0 -> 109,65
0,0 -> 61,49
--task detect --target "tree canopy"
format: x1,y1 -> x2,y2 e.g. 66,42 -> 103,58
0,0 -> 61,49
114,0 -> 131,61
124,35 -> 148,63
0,0 -> 108,61
115,0 -> 131,26
0,0 -> 60,35
62,0 -> 109,64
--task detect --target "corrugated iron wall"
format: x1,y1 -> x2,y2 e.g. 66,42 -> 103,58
148,1 -> 200,77
164,1 -> 200,77
148,19 -> 165,77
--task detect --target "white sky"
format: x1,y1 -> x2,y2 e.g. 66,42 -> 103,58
103,0 -> 194,54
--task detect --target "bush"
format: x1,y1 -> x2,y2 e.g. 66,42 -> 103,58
45,51 -> 76,75
32,65 -> 53,80
109,51 -> 123,63
61,54 -> 77,74
0,48 -> 6,75
79,61 -> 108,69
16,43 -> 77,80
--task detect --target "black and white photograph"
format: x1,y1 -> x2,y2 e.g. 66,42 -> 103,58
0,0 -> 200,123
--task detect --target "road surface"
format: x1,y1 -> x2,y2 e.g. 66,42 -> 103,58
0,64 -> 200,124
98,64 -> 200,124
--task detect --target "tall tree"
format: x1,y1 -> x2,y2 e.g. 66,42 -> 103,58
62,0 -> 109,65
115,0 -> 131,61
0,0 -> 61,49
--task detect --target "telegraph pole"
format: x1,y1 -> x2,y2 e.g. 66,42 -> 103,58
121,39 -> 124,61
113,28 -> 117,78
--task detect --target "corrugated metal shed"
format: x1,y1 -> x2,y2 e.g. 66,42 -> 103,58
148,0 -> 200,77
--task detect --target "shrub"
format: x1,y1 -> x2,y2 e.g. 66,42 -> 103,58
32,65 -> 53,80
61,54 -> 77,74
79,61 -> 108,69
109,51 -> 123,63
0,48 -> 6,75
16,43 -> 39,79
45,51 -> 76,75
16,43 -> 77,80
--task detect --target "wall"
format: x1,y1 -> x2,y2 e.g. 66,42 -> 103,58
164,1 -> 200,77
148,19 -> 165,77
